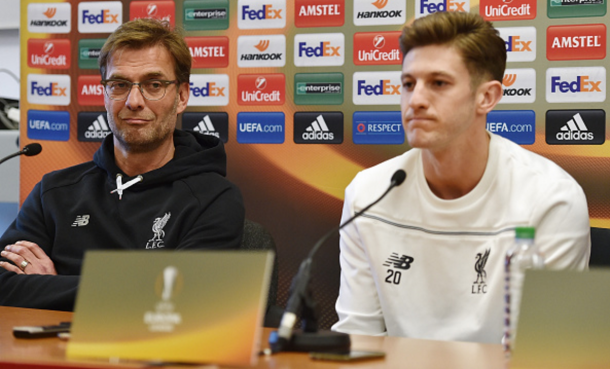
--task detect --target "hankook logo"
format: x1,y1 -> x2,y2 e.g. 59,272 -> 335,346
500,68 -> 536,104
238,35 -> 286,68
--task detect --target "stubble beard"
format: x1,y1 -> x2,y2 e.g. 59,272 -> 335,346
109,95 -> 179,154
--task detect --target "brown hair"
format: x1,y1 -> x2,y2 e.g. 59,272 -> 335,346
99,18 -> 191,84
400,12 -> 506,87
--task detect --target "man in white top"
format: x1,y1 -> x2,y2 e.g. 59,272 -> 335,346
332,11 -> 590,344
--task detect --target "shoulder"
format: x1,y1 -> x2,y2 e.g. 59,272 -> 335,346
350,150 -> 418,190
38,161 -> 100,194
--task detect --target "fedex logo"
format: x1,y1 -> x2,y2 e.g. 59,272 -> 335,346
28,39 -> 71,69
238,35 -> 286,68
238,0 -> 286,29
354,0 -> 406,26
353,71 -> 401,105
27,2 -> 71,33
498,27 -> 536,62
186,37 -> 229,68
78,75 -> 105,106
188,74 -> 229,106
294,33 -> 344,67
27,74 -> 71,106
130,1 -> 175,26
295,0 -> 344,28
481,0 -> 536,21
417,0 -> 469,18
78,2 -> 122,33
546,67 -> 605,103
500,68 -> 536,104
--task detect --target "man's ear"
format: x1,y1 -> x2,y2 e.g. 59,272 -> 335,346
475,80 -> 502,116
176,82 -> 190,114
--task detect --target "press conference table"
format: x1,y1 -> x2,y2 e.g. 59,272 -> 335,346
0,306 -> 506,369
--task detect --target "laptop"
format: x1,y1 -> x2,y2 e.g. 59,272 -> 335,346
66,250 -> 274,366
511,268 -> 610,369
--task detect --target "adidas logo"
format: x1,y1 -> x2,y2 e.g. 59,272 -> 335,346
556,113 -> 594,141
72,215 -> 90,227
85,114 -> 111,139
193,115 -> 220,138
301,115 -> 334,140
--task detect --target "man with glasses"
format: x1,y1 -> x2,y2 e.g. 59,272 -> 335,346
0,19 -> 244,310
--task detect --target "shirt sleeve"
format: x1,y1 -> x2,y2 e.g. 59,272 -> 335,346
0,182 -> 79,311
532,178 -> 591,270
331,176 -> 387,336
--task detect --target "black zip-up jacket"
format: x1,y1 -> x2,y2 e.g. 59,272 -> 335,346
0,130 -> 244,311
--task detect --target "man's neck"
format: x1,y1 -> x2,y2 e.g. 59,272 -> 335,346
113,138 -> 175,177
422,131 -> 490,200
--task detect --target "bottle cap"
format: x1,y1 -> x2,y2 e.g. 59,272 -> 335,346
515,226 -> 535,239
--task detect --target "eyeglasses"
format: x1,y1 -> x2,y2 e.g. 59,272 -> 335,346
100,79 -> 179,101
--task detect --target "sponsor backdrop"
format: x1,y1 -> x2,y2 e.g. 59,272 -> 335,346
20,0 -> 610,329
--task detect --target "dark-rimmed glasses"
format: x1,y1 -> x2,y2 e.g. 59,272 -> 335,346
100,79 -> 179,101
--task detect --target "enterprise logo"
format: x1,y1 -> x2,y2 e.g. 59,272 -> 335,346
487,110 -> 536,145
238,0 -> 286,29
78,112 -> 111,142
183,0 -> 229,31
182,112 -> 229,143
27,74 -> 71,106
294,73 -> 344,105
501,69 -> 536,104
78,39 -> 105,69
353,71 -> 402,105
28,39 -> 71,69
27,110 -> 70,141
28,3 -> 71,33
78,1 -> 123,34
546,110 -> 605,145
353,0 -> 406,26
188,74 -> 229,106
238,35 -> 286,68
237,112 -> 285,144
546,67 -> 605,103
353,111 -> 404,145
498,27 -> 537,62
294,112 -> 343,144
416,0 -> 469,18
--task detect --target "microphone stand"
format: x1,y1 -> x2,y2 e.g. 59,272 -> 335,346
270,170 -> 407,354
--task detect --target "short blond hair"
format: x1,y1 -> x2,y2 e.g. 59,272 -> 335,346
99,18 -> 191,84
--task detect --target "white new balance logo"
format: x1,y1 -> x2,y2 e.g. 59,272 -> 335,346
193,115 -> 220,138
85,114 -> 111,140
72,215 -> 90,227
302,115 -> 334,140
556,113 -> 594,141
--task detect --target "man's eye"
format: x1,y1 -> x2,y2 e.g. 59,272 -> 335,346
147,81 -> 163,89
110,82 -> 129,89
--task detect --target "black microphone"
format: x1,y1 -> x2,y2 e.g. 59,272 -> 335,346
0,143 -> 43,166
270,169 -> 407,353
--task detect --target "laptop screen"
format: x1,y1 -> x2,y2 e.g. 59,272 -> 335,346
67,250 -> 274,366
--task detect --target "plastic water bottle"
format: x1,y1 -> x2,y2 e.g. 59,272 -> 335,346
503,226 -> 544,356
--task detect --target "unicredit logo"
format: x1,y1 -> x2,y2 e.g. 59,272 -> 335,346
130,1 -> 175,26
354,31 -> 401,66
481,0 -> 536,21
28,39 -> 71,69
238,74 -> 285,105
